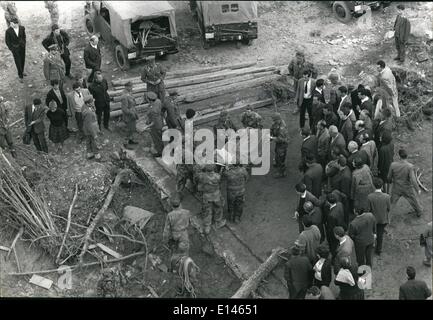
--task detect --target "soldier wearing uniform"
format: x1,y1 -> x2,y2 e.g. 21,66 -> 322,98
120,82 -> 139,146
288,51 -> 318,95
162,93 -> 183,130
163,196 -> 191,255
270,112 -> 289,178
146,91 -> 164,157
0,97 -> 16,158
194,164 -> 226,235
241,107 -> 263,129
223,164 -> 249,223
176,144 -> 194,197
141,56 -> 166,101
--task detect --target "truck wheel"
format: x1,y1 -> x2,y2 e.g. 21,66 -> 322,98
84,15 -> 95,36
242,39 -> 253,46
236,41 -> 242,49
332,1 -> 352,23
114,44 -> 130,71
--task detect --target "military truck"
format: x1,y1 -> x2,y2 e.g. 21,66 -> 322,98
330,1 -> 391,23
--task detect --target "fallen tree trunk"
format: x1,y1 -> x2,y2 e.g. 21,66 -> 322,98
111,61 -> 257,87
232,247 -> 285,299
110,104 -> 149,118
180,74 -> 281,103
78,169 -> 132,265
108,66 -> 278,97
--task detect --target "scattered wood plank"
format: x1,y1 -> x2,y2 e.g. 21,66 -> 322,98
7,227 -> 23,259
110,104 -> 149,118
0,245 -> 11,252
147,285 -> 159,298
111,61 -> 257,87
29,275 -> 53,290
232,247 -> 285,298
96,243 -> 122,259
13,247 -> 21,273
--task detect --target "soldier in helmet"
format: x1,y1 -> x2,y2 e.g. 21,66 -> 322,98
163,196 -> 191,255
223,164 -> 249,223
121,81 -> 139,147
145,91 -> 164,157
270,112 -> 289,178
194,164 -> 225,235
141,55 -> 166,101
288,51 -> 318,94
213,110 -> 237,145
241,107 -> 263,129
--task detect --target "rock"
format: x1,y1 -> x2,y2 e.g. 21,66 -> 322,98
328,60 -> 339,66
113,68 -> 118,72
122,206 -> 155,229
360,46 -> 368,51
416,52 -> 429,63
106,61 -> 111,65
384,31 -> 395,40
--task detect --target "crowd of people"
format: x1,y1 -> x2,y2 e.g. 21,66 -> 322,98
0,5 -> 431,300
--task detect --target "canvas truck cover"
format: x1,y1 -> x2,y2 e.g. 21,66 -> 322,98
103,1 -> 177,48
198,1 -> 258,26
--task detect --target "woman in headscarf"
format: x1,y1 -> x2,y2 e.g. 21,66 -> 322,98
334,257 -> 364,300
46,100 -> 69,152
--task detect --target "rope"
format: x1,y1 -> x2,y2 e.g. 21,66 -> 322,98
177,256 -> 200,298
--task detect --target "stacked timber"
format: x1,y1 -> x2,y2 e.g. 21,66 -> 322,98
109,61 -> 291,121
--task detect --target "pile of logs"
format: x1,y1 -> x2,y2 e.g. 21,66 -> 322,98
108,61 -> 287,121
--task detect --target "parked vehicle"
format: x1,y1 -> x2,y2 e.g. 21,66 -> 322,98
189,1 -> 258,49
330,1 -> 391,23
84,1 -> 178,70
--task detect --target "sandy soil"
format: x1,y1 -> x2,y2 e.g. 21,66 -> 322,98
0,1 -> 431,298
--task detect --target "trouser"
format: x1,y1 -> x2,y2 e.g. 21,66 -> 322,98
375,223 -> 387,254
298,215 -> 305,233
354,242 -> 374,267
168,231 -> 190,254
11,47 -> 25,78
425,237 -> 432,261
299,98 -> 313,129
395,37 -> 406,61
0,129 -> 14,151
87,68 -> 97,83
147,82 -> 166,102
201,197 -> 224,229
327,230 -> 339,259
31,131 -> 48,153
287,283 -> 308,300
75,112 -> 84,138
227,192 -> 245,221
176,166 -> 194,193
86,135 -> 98,154
96,105 -> 110,129
61,53 -> 71,76
391,94 -> 400,118
391,187 -> 422,216
274,143 -> 288,174
150,127 -> 163,155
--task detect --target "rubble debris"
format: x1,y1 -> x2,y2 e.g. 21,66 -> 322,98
29,275 -> 53,290
96,243 -> 122,259
122,206 -> 155,229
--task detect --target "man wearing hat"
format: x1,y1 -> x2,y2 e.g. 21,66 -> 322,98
163,196 -> 191,255
394,4 -> 411,63
270,112 -> 288,178
82,96 -> 101,160
121,82 -> 139,147
5,17 -> 26,82
146,91 -> 164,157
42,24 -> 71,78
141,56 -> 166,101
84,35 -> 101,83
43,43 -> 65,86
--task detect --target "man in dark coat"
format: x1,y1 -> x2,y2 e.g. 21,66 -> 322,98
5,17 -> 26,81
374,108 -> 393,149
295,183 -> 322,233
324,193 -> 346,259
88,71 -> 111,131
24,98 -> 48,153
399,266 -> 431,300
284,246 -> 312,299
302,155 -> 323,199
330,156 -> 352,203
295,70 -> 316,128
394,4 -> 411,63
83,35 -> 101,83
348,208 -> 376,267
322,104 -> 339,128
358,88 -> 374,116
347,141 -> 370,171
338,105 -> 353,145
46,79 -> 68,127
300,127 -> 317,172
42,23 -> 71,78
329,125 -> 347,158
377,131 -> 394,193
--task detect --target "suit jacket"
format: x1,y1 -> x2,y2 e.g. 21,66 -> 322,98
5,25 -> 26,51
399,280 -> 431,300
301,135 -> 318,161
329,133 -> 347,158
312,88 -> 325,103
296,77 -> 316,107
331,166 -> 352,198
298,225 -> 321,264
348,212 -> 376,246
88,79 -> 110,109
374,119 -> 392,148
24,104 -> 46,133
387,160 -> 419,193
337,95 -> 351,114
360,99 -> 373,116
42,30 -> 70,56
317,128 -> 330,162
297,191 -> 322,214
326,203 -> 346,234
339,117 -> 353,145
348,149 -> 370,170
303,163 -> 323,199
378,141 -> 394,181
394,15 -> 411,42
284,255 -> 313,297
334,235 -> 357,273
83,43 -> 101,70
368,191 -> 391,224
46,88 -> 67,112
324,112 -> 339,128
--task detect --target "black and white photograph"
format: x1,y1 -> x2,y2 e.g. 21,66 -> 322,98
0,0 -> 431,305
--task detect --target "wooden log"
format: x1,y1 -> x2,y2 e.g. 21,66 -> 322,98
111,61 -> 258,87
232,247 -> 285,299
181,74 -> 281,103
108,66 -> 277,97
7,227 -> 23,260
78,169 -> 132,265
110,104 -> 149,118
193,99 -> 274,125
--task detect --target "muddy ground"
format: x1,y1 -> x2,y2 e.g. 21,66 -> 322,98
0,1 -> 431,298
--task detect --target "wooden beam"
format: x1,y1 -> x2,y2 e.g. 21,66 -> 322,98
232,247 -> 285,299
111,61 -> 258,87
110,104 -> 149,118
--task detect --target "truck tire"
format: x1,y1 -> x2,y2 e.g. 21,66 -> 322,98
332,1 -> 352,23
84,15 -> 95,36
114,44 -> 130,71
